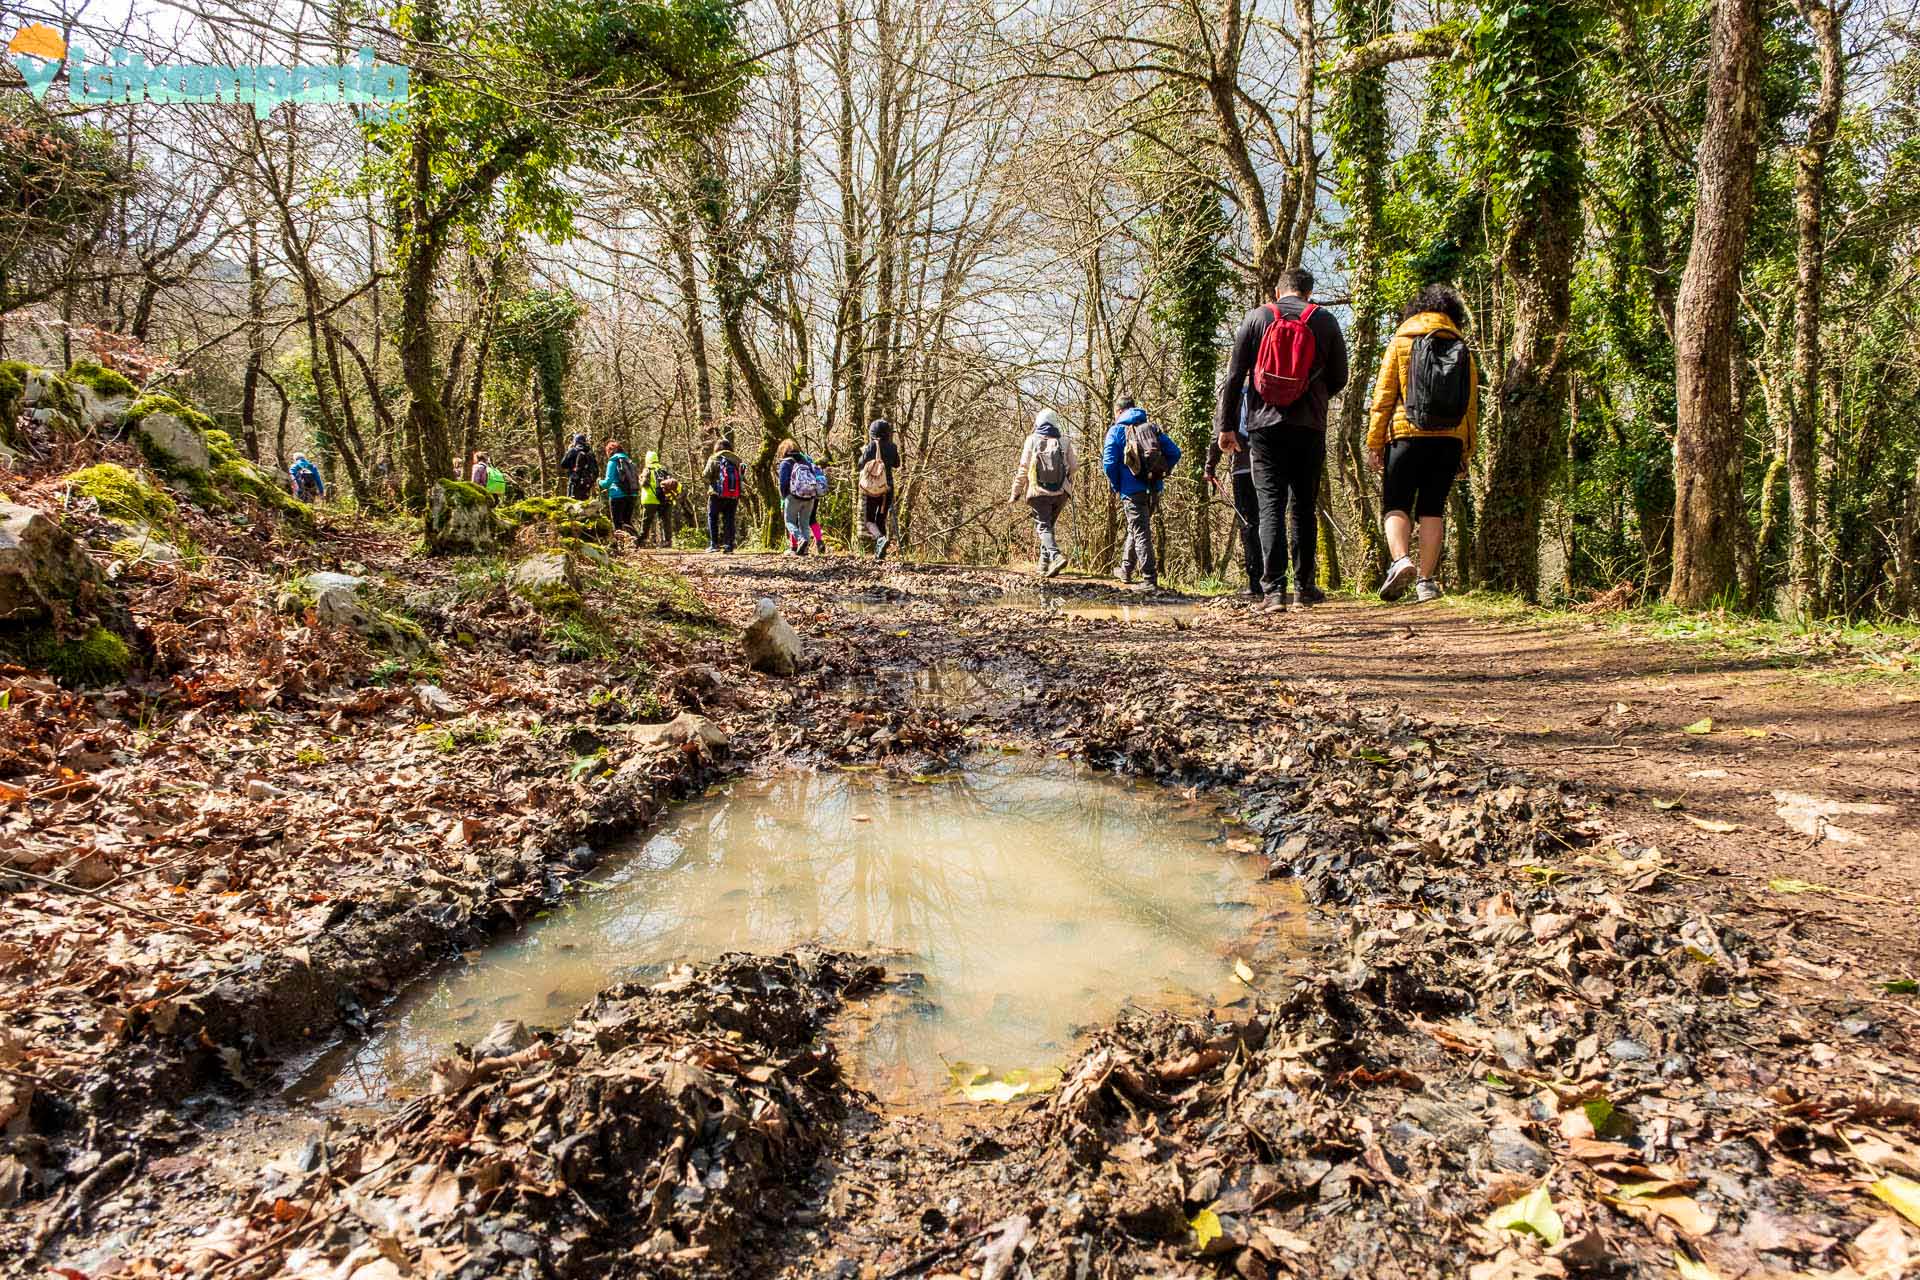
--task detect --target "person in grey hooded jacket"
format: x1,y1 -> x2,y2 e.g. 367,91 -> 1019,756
1009,409 -> 1076,576
856,418 -> 901,558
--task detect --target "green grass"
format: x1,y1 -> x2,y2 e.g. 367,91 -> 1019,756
1437,590 -> 1920,682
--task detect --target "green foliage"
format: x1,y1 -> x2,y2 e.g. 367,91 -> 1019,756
1469,0 -> 1593,221
496,287 -> 584,445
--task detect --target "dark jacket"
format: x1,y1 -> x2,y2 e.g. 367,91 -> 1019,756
560,436 -> 593,480
1215,295 -> 1349,437
1102,408 -> 1183,498
858,419 -> 901,487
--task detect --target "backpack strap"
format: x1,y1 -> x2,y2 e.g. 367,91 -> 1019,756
1300,302 -> 1318,323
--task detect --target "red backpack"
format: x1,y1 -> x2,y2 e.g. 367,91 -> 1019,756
1252,302 -> 1318,407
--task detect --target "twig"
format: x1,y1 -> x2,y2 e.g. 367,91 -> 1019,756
4,866 -> 224,937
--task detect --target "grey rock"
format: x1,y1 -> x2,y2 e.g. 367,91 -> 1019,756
473,1019 -> 532,1059
631,713 -> 729,755
133,411 -> 211,472
424,479 -> 505,555
0,499 -> 111,623
1608,1037 -> 1651,1062
742,597 -> 804,676
1486,1127 -> 1551,1176
508,550 -> 577,603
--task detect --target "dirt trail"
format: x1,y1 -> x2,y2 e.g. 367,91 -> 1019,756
13,551 -> 1920,1280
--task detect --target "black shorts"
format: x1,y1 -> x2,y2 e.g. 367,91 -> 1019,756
1382,436 -> 1464,520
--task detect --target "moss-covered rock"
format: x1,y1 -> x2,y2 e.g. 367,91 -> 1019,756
275,571 -> 431,657
66,463 -> 177,526
501,496 -> 613,544
425,479 -> 505,555
66,359 -> 138,399
123,394 -> 312,528
508,549 -> 582,611
1,623 -> 131,685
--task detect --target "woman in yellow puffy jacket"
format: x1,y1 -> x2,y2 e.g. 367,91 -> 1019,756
1365,284 -> 1479,603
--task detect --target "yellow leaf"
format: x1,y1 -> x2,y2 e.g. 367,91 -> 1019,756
1233,959 -> 1256,984
1683,718 -> 1714,735
1672,1251 -> 1722,1280
1189,1208 -> 1222,1252
1485,1182 -> 1564,1248
959,1079 -> 1030,1104
1870,1174 -> 1920,1228
1741,728 -> 1768,739
946,1060 -> 992,1087
894,629 -> 911,638
1769,878 -> 1832,895
1680,815 -> 1739,834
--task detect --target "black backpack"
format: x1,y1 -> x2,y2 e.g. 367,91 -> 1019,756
1122,420 -> 1170,485
613,453 -> 639,494
1405,333 -> 1473,431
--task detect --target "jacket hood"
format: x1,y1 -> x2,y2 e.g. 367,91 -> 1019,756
868,418 -> 893,440
644,450 -> 659,466
1396,311 -> 1463,340
1115,407 -> 1148,426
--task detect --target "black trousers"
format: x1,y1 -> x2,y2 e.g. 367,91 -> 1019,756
1247,425 -> 1323,596
707,496 -> 737,550
567,472 -> 593,500
609,495 -> 636,532
1230,469 -> 1264,594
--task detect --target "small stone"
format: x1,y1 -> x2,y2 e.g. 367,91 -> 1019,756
1608,1037 -> 1651,1062
741,598 -> 804,676
1486,1127 -> 1551,1176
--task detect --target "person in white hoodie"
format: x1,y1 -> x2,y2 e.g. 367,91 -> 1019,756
1009,409 -> 1077,576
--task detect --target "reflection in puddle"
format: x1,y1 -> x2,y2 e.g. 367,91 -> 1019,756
296,761 -> 1297,1106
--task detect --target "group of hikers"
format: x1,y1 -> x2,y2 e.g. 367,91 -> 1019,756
997,269 -> 1477,605
295,267 -> 1473,601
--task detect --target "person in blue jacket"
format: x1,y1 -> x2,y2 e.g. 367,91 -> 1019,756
1102,396 -> 1181,589
599,439 -> 637,534
288,453 -> 324,502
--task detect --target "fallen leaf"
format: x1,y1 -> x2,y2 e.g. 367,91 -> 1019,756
1682,718 -> 1714,735
1680,815 -> 1739,834
1487,1183 -> 1564,1248
1233,958 -> 1256,984
1870,1175 -> 1920,1229
1671,1251 -> 1722,1280
1190,1207 -> 1223,1253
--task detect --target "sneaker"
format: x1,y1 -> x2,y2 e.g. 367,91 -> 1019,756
814,540 -> 827,556
875,535 -> 889,559
1287,589 -> 1316,610
1144,576 -> 1160,592
1415,577 -> 1443,603
1295,585 -> 1326,606
1115,566 -> 1133,586
1045,552 -> 1066,578
1378,555 -> 1416,601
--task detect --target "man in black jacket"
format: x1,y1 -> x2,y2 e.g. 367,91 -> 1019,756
1215,267 -> 1349,609
560,433 -> 594,500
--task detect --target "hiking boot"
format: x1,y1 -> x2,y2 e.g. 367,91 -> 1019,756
1378,555 -> 1416,601
1288,589 -> 1316,610
875,535 -> 889,559
1115,566 -> 1133,586
1415,577 -> 1443,603
1045,552 -> 1066,578
1295,585 -> 1326,606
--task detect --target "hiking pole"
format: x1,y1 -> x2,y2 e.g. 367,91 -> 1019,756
1209,472 -> 1252,532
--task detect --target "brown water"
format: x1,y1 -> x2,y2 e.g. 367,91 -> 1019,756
296,760 -> 1296,1106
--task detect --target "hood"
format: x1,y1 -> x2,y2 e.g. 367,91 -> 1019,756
1396,311 -> 1463,340
644,450 -> 659,467
571,433 -> 587,446
1033,422 -> 1061,440
1115,407 -> 1148,427
868,418 -> 893,441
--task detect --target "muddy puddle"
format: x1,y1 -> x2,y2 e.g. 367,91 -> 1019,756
1000,596 -> 1210,625
295,759 -> 1299,1109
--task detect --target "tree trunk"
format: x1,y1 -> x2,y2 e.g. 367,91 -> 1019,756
1787,0 -> 1843,615
1670,0 -> 1765,607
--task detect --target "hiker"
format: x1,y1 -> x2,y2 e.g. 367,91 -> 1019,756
776,438 -> 828,556
703,436 -> 744,553
1101,395 -> 1181,590
560,432 -> 595,500
600,440 -> 638,535
1010,409 -> 1076,577
856,418 -> 901,558
1205,389 -> 1262,598
288,453 -> 324,503
637,449 -> 675,548
1215,266 -> 1350,610
468,451 -> 489,487
1367,283 -> 1479,603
